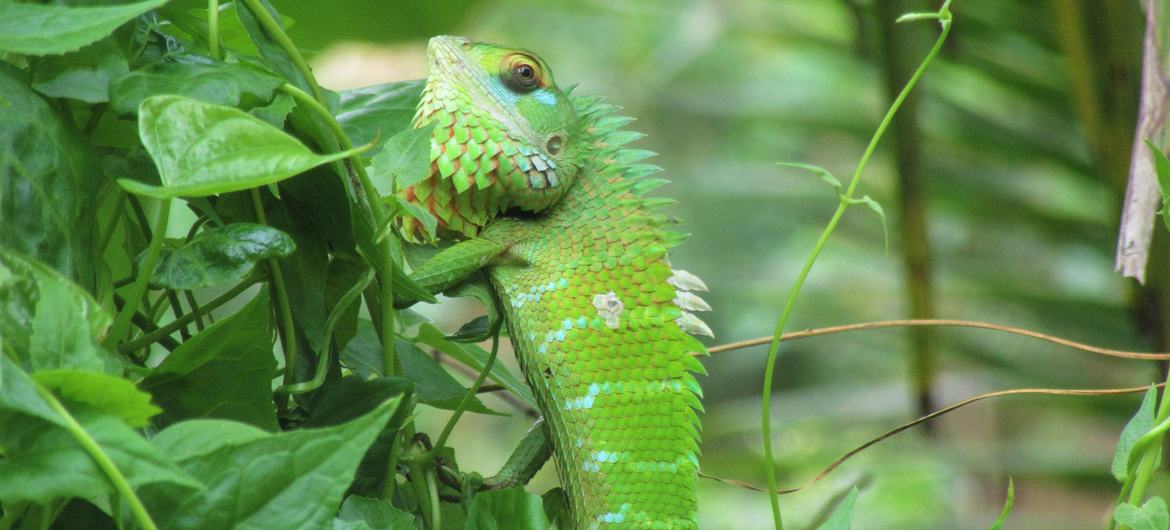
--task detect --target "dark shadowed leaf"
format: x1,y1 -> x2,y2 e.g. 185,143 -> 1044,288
144,223 -> 295,290
337,80 -> 425,152
110,61 -> 284,115
416,324 -> 536,408
142,292 -> 277,430
251,92 -> 297,126
33,370 -> 160,427
464,487 -> 550,530
334,496 -> 418,530
151,419 -> 270,461
1114,497 -> 1170,530
31,37 -> 128,103
142,395 -> 403,530
396,336 -> 500,415
119,95 -> 366,198
0,0 -> 170,56
0,64 -> 99,285
0,248 -> 116,374
0,403 -> 201,504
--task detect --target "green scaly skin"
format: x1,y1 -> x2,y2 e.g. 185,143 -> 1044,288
399,36 -> 711,529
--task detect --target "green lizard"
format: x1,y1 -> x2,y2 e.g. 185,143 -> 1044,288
397,36 -> 711,529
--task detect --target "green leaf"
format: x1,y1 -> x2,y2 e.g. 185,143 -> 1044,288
987,478 -> 1013,530
251,92 -> 297,127
144,223 -> 295,289
1146,140 -> 1170,232
396,337 -> 500,415
151,419 -> 271,461
142,395 -> 404,530
390,196 -> 440,243
0,248 -> 116,374
31,37 -> 128,103
855,195 -> 889,255
33,370 -> 161,428
541,488 -> 569,529
0,0 -> 170,56
0,64 -> 100,285
1114,385 -> 1159,482
1114,497 -> 1170,530
337,80 -> 426,152
0,393 -> 201,504
340,319 -> 386,379
119,95 -> 366,198
464,487 -> 550,530
816,487 -> 859,530
779,162 -> 842,193
110,61 -> 284,115
142,292 -> 278,430
370,122 -> 436,195
416,323 -> 537,409
0,354 -> 68,427
334,496 -> 418,530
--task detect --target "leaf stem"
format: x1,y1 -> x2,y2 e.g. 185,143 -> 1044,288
757,5 -> 951,528
433,331 -> 501,454
1123,371 -> 1170,510
278,82 -> 399,375
32,383 -> 158,530
207,0 -> 220,60
117,277 -> 257,353
106,199 -> 171,348
249,188 -> 298,386
238,0 -> 325,103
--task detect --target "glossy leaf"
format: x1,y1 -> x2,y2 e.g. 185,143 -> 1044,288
142,292 -> 277,430
119,95 -> 366,198
0,64 -> 99,285
142,395 -> 404,530
151,418 -> 271,460
0,248 -> 116,374
0,0 -> 170,56
110,61 -> 284,115
145,223 -> 295,290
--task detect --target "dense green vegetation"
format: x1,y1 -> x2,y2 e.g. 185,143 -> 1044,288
2,0 -> 1170,529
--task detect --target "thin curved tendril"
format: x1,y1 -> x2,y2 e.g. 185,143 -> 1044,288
704,383 -> 1165,495
706,319 -> 1170,360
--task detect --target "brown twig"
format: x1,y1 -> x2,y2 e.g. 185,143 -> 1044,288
701,382 -> 1165,495
704,318 -> 1170,360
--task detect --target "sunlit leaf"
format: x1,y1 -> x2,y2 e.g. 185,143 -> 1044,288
119,95 -> 367,198
465,487 -> 550,530
33,370 -> 161,428
1114,497 -> 1170,530
1113,385 -> 1159,482
0,0 -> 170,56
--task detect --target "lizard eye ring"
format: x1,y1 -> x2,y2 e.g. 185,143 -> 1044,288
501,54 -> 542,93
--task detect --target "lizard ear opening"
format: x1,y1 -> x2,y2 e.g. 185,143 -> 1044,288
546,134 -> 563,155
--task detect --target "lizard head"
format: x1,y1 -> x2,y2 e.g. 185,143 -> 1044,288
399,36 -> 584,242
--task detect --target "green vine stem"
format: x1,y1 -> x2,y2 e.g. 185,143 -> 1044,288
33,382 -> 158,530
207,0 -> 220,60
1114,370 -> 1170,529
117,275 -> 257,354
277,82 -> 400,376
250,188 -> 299,386
433,331 -> 502,455
105,198 -> 171,348
757,4 -> 953,528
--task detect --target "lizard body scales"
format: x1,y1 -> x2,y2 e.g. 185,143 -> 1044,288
398,36 -> 711,529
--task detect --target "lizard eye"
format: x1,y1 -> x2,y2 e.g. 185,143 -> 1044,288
502,54 -> 541,93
